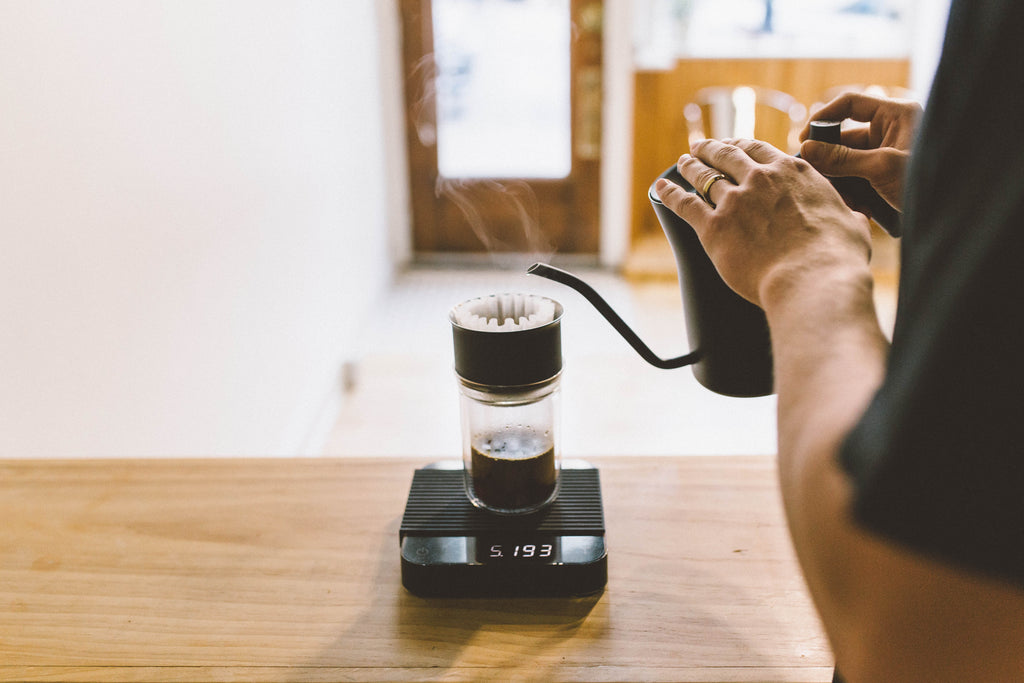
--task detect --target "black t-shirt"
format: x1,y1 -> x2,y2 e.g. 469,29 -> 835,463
840,0 -> 1024,588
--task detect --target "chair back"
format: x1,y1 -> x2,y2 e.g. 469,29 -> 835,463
684,86 -> 807,153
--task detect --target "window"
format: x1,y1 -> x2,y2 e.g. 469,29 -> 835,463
432,0 -> 572,179
635,0 -> 916,66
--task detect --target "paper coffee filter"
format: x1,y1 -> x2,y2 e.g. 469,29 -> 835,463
452,293 -> 557,332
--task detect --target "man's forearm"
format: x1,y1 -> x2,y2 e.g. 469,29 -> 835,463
761,260 -> 1024,681
762,259 -> 888,617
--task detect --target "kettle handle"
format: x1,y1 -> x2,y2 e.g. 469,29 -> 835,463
527,262 -> 702,370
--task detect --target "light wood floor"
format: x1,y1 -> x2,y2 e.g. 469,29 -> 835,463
321,250 -> 897,460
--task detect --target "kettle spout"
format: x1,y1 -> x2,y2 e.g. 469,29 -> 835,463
527,263 -> 701,370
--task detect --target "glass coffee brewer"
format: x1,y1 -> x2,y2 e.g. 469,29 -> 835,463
449,294 -> 563,515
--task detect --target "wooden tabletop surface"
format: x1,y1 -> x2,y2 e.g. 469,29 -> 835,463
0,456 -> 832,682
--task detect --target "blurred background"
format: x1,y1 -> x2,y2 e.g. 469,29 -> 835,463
1,0 -> 948,459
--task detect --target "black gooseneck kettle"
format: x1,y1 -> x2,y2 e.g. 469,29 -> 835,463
530,120 -> 902,398
529,164 -> 774,398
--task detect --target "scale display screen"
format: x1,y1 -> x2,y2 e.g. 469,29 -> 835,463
476,537 -> 558,563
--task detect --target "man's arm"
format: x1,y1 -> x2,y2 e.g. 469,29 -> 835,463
657,137 -> 1024,682
763,254 -> 1024,682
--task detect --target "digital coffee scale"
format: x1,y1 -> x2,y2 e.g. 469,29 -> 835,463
399,460 -> 607,597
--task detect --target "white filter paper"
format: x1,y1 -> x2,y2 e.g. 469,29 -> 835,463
452,294 -> 557,332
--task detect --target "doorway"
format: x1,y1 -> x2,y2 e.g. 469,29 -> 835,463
399,0 -> 603,256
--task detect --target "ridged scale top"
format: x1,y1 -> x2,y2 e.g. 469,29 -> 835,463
400,468 -> 605,536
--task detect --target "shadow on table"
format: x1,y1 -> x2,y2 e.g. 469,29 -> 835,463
313,513 -> 604,680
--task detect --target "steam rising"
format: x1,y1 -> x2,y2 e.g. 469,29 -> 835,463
410,54 -> 556,267
436,177 -> 554,264
410,55 -> 439,147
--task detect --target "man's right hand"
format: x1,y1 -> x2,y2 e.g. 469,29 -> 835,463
799,93 -> 922,212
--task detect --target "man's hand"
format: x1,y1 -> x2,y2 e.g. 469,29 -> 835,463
800,93 -> 922,211
654,137 -> 873,311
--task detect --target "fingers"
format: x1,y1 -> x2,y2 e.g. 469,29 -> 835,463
654,177 -> 713,225
722,137 -> 786,164
838,125 -> 871,150
800,93 -> 890,141
798,139 -> 906,199
688,138 -> 767,179
677,154 -> 734,209
669,138 -> 789,213
799,139 -> 856,176
676,139 -> 753,204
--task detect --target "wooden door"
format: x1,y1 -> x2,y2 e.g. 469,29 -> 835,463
400,0 -> 602,256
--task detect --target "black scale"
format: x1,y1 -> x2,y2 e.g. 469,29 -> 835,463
399,461 -> 607,597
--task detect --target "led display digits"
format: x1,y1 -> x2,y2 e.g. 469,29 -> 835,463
489,543 -> 553,559
477,537 -> 558,563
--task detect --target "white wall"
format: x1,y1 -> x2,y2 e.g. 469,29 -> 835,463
0,1 -> 394,457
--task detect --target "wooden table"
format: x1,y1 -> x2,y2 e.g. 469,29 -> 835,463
0,456 -> 832,682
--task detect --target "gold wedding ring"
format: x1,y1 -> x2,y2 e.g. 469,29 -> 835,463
699,173 -> 729,209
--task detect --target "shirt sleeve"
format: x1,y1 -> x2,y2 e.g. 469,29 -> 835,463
839,0 -> 1024,589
